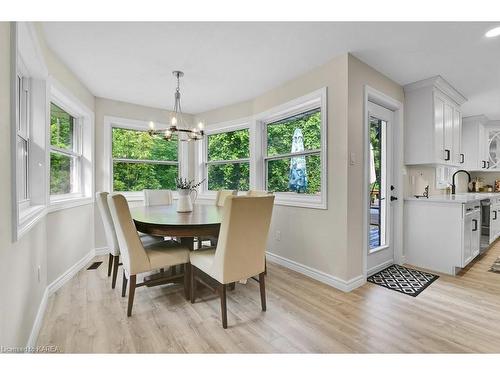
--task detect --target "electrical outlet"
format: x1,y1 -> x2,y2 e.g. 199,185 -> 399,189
37,266 -> 41,282
275,230 -> 281,241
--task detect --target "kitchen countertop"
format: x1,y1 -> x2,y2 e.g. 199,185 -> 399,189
404,192 -> 500,204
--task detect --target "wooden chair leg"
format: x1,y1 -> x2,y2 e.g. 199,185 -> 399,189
127,275 -> 136,317
183,263 -> 190,300
121,270 -> 128,297
190,264 -> 196,303
220,284 -> 228,329
107,254 -> 113,277
197,238 -> 202,249
259,272 -> 266,311
111,254 -> 120,289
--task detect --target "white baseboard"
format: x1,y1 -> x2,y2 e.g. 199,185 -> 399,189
27,248 -> 99,348
266,251 -> 365,292
367,259 -> 394,277
26,288 -> 48,348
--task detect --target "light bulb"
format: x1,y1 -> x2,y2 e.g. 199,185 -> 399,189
171,116 -> 177,125
197,121 -> 204,130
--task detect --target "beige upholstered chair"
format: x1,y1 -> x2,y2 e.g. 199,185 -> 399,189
215,189 -> 237,207
190,195 -> 275,328
143,189 -> 173,206
107,193 -> 190,316
246,190 -> 272,197
96,192 -> 163,289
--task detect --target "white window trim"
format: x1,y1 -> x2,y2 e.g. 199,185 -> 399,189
11,22 -> 49,241
195,88 -> 328,209
197,119 -> 251,199
48,78 -> 94,212
103,116 -> 187,201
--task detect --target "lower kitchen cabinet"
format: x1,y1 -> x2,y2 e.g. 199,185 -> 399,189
404,199 -> 481,275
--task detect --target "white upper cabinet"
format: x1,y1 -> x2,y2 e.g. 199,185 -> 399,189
462,115 -> 490,171
404,76 -> 467,166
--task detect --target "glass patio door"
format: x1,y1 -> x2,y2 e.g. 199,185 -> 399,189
367,101 -> 394,273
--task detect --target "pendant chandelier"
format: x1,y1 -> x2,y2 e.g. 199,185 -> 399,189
148,70 -> 204,141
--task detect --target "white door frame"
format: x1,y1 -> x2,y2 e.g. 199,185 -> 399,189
363,85 -> 404,278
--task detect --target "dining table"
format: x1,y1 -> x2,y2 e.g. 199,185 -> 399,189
130,202 -> 223,250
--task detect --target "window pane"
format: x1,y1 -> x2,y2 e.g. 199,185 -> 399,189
112,128 -> 178,161
50,152 -> 74,195
17,136 -> 28,201
267,108 -> 321,157
267,154 -> 321,194
50,103 -> 74,150
208,129 -> 249,161
207,163 -> 250,191
113,162 -> 178,192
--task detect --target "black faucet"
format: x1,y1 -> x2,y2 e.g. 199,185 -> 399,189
451,170 -> 471,194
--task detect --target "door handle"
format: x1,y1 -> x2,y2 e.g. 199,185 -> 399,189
472,219 -> 478,232
444,149 -> 451,161
460,153 -> 465,163
390,196 -> 398,202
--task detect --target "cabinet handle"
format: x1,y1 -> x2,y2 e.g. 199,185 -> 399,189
482,160 -> 487,169
487,161 -> 491,169
460,153 -> 465,163
494,211 -> 497,220
472,219 -> 478,232
444,149 -> 450,161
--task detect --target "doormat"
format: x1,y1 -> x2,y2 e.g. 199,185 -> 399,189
489,257 -> 500,273
367,264 -> 439,297
87,261 -> 103,270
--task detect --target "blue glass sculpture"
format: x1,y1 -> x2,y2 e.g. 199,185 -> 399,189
289,128 -> 308,193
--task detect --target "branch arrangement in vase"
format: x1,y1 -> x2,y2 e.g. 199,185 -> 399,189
175,177 -> 206,190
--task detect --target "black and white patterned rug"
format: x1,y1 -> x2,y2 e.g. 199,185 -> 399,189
367,264 -> 439,297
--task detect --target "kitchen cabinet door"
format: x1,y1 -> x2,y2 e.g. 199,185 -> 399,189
453,107 -> 464,165
471,210 -> 480,259
434,93 -> 446,163
443,100 -> 454,164
463,212 -> 473,267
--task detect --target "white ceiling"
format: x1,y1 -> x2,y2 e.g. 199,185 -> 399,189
41,22 -> 500,119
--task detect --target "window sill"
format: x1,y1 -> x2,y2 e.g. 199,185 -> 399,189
48,195 -> 93,213
273,193 -> 327,210
16,204 -> 46,240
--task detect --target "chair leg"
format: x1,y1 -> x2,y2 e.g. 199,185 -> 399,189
127,275 -> 136,317
183,263 -> 190,300
190,264 -> 196,303
229,282 -> 236,291
121,270 -> 128,297
107,254 -> 113,277
220,284 -> 228,329
111,254 -> 120,289
197,238 -> 202,249
259,272 -> 266,311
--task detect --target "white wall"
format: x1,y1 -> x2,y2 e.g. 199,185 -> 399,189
0,22 -> 96,346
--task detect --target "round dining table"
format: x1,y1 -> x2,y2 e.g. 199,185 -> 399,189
130,202 -> 223,250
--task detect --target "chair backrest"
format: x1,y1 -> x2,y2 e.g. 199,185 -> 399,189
211,195 -> 275,283
215,189 -> 237,207
144,189 -> 173,206
107,193 -> 150,275
95,192 -> 120,256
246,190 -> 273,197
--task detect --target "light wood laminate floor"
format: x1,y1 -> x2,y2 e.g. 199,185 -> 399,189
37,243 -> 500,353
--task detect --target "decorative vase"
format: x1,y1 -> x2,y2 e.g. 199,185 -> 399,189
176,188 -> 197,212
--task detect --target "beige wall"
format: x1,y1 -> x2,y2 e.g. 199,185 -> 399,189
0,23 -> 96,346
347,55 -> 404,278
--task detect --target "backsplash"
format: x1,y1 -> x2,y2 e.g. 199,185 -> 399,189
405,166 -> 469,197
